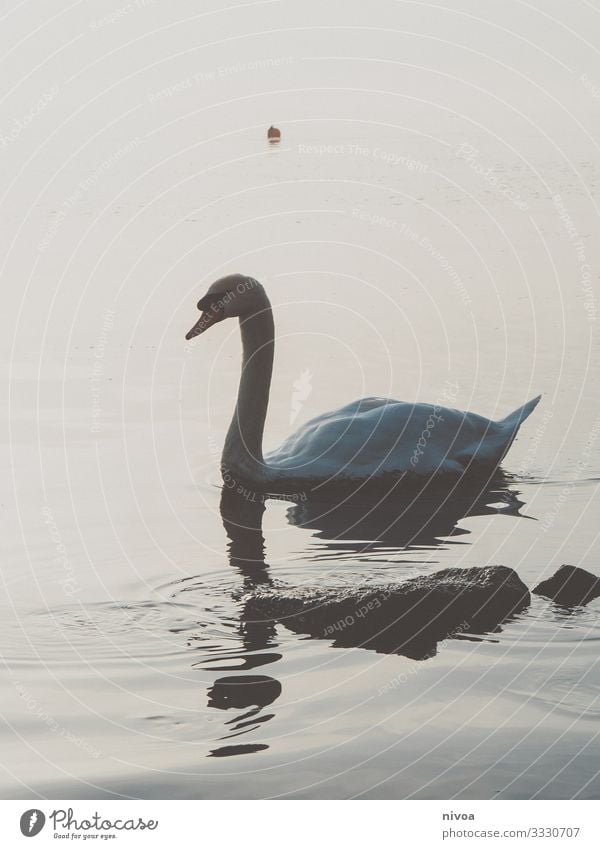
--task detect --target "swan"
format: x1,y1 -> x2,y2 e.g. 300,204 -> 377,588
186,274 -> 540,492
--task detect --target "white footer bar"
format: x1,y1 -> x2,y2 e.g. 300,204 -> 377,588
0,799 -> 597,849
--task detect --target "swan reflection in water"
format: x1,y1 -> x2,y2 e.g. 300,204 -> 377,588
283,472 -> 527,557
198,476 -> 529,756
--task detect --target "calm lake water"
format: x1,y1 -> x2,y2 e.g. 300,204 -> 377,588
2,0 -> 600,799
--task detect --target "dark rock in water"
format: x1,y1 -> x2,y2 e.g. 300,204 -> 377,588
533,564 -> 600,607
244,565 -> 530,660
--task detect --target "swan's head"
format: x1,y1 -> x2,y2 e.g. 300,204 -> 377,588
185,274 -> 266,340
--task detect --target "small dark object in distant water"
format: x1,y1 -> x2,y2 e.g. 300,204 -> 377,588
533,564 -> 600,607
244,565 -> 530,660
268,125 -> 281,142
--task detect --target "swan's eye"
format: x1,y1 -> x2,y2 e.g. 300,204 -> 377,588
197,290 -> 234,312
197,294 -> 216,311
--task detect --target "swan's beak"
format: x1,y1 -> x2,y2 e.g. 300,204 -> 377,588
185,303 -> 224,340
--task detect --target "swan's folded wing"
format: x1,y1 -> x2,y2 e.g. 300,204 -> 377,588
268,401 -> 491,477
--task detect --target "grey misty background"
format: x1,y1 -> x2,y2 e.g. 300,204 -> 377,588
1,0 -> 600,800
2,1 -> 598,444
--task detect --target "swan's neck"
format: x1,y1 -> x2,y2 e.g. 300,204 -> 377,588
222,299 -> 274,482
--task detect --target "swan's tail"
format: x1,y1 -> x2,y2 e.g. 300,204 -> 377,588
494,394 -> 542,463
497,395 -> 542,430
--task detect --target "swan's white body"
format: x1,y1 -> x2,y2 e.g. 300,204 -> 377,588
186,276 -> 540,490
266,394 -> 540,481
